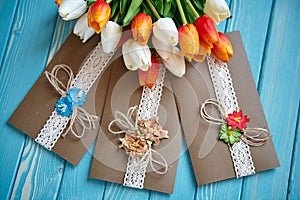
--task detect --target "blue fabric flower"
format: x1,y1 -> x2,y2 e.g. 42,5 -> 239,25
55,97 -> 73,117
67,87 -> 87,106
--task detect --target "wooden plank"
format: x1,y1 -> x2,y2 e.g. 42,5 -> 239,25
57,143 -> 106,200
241,0 -> 300,199
226,0 -> 274,85
288,110 -> 300,199
0,0 -> 19,71
0,0 -> 58,198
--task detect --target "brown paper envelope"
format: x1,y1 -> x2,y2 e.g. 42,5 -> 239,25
90,56 -> 182,194
169,31 -> 280,185
8,33 -> 112,166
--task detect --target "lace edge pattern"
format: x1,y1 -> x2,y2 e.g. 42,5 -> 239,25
35,42 -> 115,150
123,66 -> 166,188
207,55 -> 255,177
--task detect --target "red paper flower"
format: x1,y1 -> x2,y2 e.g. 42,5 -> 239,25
226,110 -> 249,130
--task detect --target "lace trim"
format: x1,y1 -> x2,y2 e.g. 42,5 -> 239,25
123,66 -> 166,189
207,55 -> 255,177
35,42 -> 114,150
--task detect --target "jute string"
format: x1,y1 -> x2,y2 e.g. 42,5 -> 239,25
45,64 -> 98,139
200,99 -> 271,146
108,106 -> 168,174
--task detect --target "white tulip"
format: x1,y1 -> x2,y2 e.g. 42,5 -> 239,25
152,36 -> 173,60
73,13 -> 95,43
122,39 -> 151,71
204,0 -> 231,24
153,18 -> 178,46
59,0 -> 87,21
101,21 -> 122,53
162,47 -> 185,77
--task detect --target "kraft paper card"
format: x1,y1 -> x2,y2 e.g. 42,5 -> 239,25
170,31 -> 279,185
9,34 -> 112,165
89,57 -> 182,194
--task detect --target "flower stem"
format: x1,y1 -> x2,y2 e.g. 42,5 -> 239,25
145,0 -> 161,20
175,0 -> 187,24
187,1 -> 199,17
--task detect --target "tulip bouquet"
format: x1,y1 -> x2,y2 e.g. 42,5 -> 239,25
56,0 -> 233,87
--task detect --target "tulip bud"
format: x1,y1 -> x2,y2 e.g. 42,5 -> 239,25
88,0 -> 111,34
122,39 -> 151,71
211,32 -> 233,62
162,47 -> 186,77
194,16 -> 219,54
59,0 -> 86,21
101,21 -> 122,53
153,18 -> 178,46
204,0 -> 231,24
178,24 -> 199,60
55,0 -> 63,7
131,13 -> 152,45
73,13 -> 96,43
138,57 -> 160,88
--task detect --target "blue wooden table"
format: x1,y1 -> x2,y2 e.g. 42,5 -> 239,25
0,0 -> 299,199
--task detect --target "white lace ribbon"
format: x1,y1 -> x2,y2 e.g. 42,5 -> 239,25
35,42 -> 114,150
206,55 -> 255,178
123,66 -> 167,189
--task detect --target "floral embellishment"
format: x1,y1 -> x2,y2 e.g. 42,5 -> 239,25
219,110 -> 250,145
119,118 -> 169,156
55,97 -> 73,117
55,87 -> 86,117
68,87 -> 87,106
219,124 -> 242,145
226,110 -> 249,130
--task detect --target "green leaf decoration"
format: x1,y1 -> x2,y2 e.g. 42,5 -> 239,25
219,123 -> 243,145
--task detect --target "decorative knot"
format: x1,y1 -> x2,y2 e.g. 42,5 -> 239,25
108,106 -> 169,174
45,64 -> 98,138
200,99 -> 271,146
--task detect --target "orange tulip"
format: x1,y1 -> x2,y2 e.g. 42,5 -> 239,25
131,13 -> 152,45
88,0 -> 111,34
55,0 -> 63,6
211,32 -> 233,62
178,24 -> 199,59
194,16 -> 219,54
138,57 -> 160,88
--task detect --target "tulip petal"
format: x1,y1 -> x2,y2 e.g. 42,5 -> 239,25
152,36 -> 173,60
59,0 -> 86,21
162,47 -> 185,77
153,18 -> 178,46
138,57 -> 160,88
101,21 -> 122,53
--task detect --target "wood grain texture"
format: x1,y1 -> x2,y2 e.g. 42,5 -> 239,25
0,0 -> 57,198
288,110 -> 300,199
57,143 -> 106,200
241,0 -> 300,199
0,0 -> 19,72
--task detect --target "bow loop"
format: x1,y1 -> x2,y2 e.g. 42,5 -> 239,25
45,64 -> 74,97
200,99 -> 226,124
200,98 -> 271,147
241,128 -> 271,147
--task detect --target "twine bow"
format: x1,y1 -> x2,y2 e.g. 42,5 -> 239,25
108,106 -> 168,174
45,64 -> 99,138
200,99 -> 271,146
